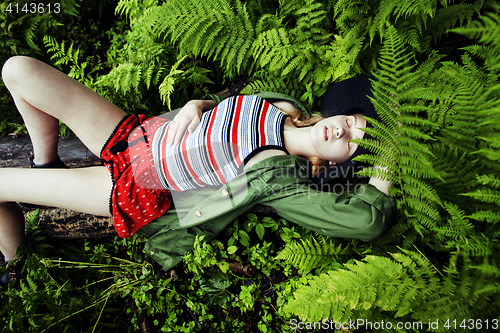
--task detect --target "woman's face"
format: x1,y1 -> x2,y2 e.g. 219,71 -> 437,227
310,114 -> 367,163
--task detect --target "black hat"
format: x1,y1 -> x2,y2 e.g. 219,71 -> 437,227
317,75 -> 380,183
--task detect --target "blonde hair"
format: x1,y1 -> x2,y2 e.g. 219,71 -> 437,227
281,108 -> 330,176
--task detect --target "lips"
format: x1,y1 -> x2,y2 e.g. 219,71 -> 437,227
324,126 -> 332,141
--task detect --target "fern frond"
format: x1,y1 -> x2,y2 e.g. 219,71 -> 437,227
468,210 -> 500,224
463,188 -> 500,205
433,202 -> 474,239
369,0 -> 435,45
253,28 -> 293,69
452,12 -> 500,53
115,0 -> 159,22
398,20 -> 424,52
475,174 -> 500,189
314,29 -> 363,85
295,1 -> 328,29
405,197 -> 441,231
143,0 -> 255,79
240,73 -> 306,103
43,35 -> 101,86
368,0 -> 398,44
284,250 -> 440,322
355,25 -> 447,238
428,2 -> 484,43
392,0 -> 436,19
158,56 -> 188,110
372,221 -> 414,247
24,15 -> 42,52
400,229 -> 420,249
470,263 -> 500,278
415,54 -> 447,86
279,0 -> 307,17
420,253 -> 500,323
476,103 -> 500,162
275,236 -> 348,273
333,0 -> 371,35
437,75 -> 486,153
462,44 -> 500,80
456,234 -> 496,257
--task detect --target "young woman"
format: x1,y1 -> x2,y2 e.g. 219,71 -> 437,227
0,56 -> 394,287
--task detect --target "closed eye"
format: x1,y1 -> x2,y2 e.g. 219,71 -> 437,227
346,118 -> 352,149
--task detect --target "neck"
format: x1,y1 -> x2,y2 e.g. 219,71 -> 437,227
283,119 -> 317,158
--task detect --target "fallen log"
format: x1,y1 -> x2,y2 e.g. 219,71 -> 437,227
0,135 -> 102,168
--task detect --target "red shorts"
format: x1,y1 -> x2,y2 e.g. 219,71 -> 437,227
100,115 -> 171,238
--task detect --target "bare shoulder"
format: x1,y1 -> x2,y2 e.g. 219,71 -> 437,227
271,101 -> 297,113
244,149 -> 287,171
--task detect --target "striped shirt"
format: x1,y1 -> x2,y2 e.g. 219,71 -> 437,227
152,95 -> 288,191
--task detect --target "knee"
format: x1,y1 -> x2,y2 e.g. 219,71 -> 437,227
1,56 -> 36,88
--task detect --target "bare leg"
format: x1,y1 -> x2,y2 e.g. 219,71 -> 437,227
0,203 -> 25,261
1,56 -> 127,160
11,96 -> 60,164
1,56 -> 127,261
0,167 -> 113,261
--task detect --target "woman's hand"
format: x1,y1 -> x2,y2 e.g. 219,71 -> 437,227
368,165 -> 393,196
166,99 -> 215,146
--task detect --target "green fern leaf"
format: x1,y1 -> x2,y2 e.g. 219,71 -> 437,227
284,250 -> 440,322
144,0 -> 255,79
452,12 -> 500,53
275,237 -> 347,273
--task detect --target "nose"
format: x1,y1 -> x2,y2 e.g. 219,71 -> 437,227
336,126 -> 345,139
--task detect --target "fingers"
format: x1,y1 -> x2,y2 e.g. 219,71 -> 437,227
172,118 -> 188,146
166,111 -> 201,146
187,115 -> 201,133
165,99 -> 211,146
165,120 -> 183,146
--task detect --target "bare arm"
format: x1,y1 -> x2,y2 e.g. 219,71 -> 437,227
368,166 -> 393,196
271,101 -> 297,113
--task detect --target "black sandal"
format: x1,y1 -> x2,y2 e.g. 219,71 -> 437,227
0,258 -> 26,289
30,155 -> 68,169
